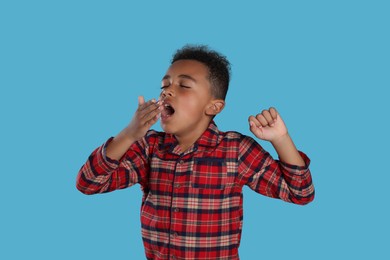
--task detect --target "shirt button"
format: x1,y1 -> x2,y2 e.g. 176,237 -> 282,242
179,160 -> 184,164
173,207 -> 180,213
174,183 -> 181,189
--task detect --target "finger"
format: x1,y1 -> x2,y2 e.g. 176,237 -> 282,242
138,98 -> 157,111
142,105 -> 162,123
138,96 -> 150,111
145,112 -> 160,127
248,116 -> 265,138
138,96 -> 145,106
256,114 -> 269,127
248,115 -> 260,127
269,107 -> 278,120
261,110 -> 275,126
140,100 -> 161,117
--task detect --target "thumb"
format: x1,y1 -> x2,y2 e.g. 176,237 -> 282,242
138,96 -> 145,106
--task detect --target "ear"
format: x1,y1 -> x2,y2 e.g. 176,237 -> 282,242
205,99 -> 225,116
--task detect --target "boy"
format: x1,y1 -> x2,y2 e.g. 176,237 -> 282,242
76,45 -> 314,260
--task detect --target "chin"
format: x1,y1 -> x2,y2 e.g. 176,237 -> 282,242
160,122 -> 175,134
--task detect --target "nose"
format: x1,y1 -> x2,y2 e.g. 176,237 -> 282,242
161,87 -> 174,98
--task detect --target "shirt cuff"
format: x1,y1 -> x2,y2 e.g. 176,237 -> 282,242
96,137 -> 120,172
279,151 -> 311,176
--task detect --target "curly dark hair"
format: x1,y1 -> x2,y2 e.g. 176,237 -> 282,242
171,44 -> 231,100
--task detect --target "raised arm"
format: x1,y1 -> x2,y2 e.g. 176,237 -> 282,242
249,107 -> 305,166
106,96 -> 162,160
76,96 -> 162,194
246,107 -> 314,204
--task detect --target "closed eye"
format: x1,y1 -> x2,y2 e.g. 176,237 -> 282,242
180,84 -> 190,88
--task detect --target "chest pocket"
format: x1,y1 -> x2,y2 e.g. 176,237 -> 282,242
192,158 -> 227,190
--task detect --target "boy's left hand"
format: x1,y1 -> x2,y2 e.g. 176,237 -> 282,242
248,107 -> 288,143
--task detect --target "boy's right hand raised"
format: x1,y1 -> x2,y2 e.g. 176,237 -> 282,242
124,96 -> 163,141
106,96 -> 162,160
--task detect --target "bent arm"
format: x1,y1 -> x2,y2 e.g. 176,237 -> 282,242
76,138 -> 148,195
239,136 -> 315,205
271,133 -> 305,167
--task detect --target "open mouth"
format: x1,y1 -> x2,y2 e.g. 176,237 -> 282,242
161,102 -> 175,118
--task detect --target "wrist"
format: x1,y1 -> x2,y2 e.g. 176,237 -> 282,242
270,133 -> 305,166
117,127 -> 137,144
270,132 -> 290,147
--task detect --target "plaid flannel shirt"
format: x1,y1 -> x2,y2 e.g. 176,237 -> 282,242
77,121 -> 314,260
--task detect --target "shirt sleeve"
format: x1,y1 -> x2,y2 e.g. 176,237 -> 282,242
238,136 -> 315,205
76,137 -> 150,195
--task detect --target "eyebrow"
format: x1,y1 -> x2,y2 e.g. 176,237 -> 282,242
162,74 -> 197,83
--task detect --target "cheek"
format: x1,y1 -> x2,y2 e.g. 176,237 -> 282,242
179,94 -> 204,114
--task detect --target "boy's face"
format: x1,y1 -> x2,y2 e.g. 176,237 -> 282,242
159,59 -> 220,138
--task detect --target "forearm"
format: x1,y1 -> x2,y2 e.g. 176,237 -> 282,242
77,136 -> 142,195
106,97 -> 161,160
240,135 -> 314,205
106,128 -> 137,161
271,133 -> 305,167
76,142 -> 120,194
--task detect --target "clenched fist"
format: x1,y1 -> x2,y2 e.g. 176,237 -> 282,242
248,107 -> 288,143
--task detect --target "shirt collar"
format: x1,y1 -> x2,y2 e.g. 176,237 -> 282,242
196,121 -> 220,148
159,121 -> 220,153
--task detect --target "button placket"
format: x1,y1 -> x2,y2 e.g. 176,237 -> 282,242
173,157 -> 184,190
169,155 -> 183,255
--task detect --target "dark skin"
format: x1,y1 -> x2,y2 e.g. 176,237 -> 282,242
107,60 -> 305,166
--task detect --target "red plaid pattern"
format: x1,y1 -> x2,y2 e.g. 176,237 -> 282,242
77,122 -> 314,259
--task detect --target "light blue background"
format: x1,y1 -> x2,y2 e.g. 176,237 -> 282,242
1,1 -> 389,259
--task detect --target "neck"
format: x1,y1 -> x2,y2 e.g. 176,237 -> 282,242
175,134 -> 199,152
175,120 -> 212,152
